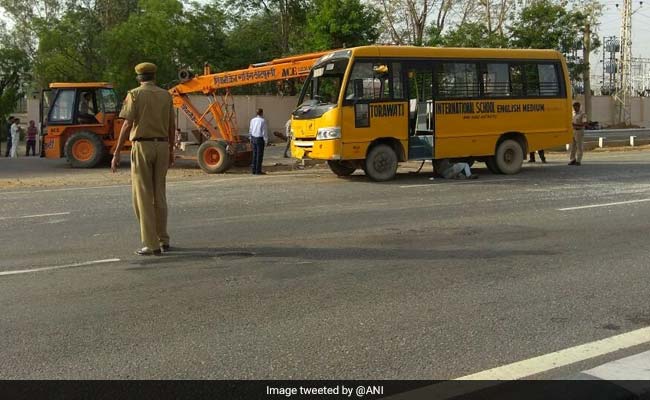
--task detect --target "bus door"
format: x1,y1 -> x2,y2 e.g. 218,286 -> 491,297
406,64 -> 434,160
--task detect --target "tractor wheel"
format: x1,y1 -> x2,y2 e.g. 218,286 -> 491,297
327,160 -> 357,177
364,144 -> 398,182
197,141 -> 233,173
65,131 -> 105,168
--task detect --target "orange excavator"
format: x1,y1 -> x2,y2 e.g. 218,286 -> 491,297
41,50 -> 329,172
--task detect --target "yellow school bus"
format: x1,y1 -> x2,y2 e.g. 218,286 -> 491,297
290,46 -> 572,181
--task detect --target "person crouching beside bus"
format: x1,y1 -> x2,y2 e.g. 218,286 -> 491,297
433,159 -> 478,180
569,101 -> 587,166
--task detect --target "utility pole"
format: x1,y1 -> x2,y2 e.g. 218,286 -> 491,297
583,23 -> 592,121
615,0 -> 633,126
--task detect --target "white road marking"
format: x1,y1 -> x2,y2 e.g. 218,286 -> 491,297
455,326 -> 650,380
0,212 -> 70,220
400,184 -> 433,188
0,173 -> 309,197
400,178 -> 521,188
558,198 -> 650,211
0,258 -> 121,276
0,184 -> 128,196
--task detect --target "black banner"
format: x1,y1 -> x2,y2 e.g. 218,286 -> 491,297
0,380 -> 644,400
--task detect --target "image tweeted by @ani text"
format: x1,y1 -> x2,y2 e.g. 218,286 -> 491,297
266,384 -> 384,398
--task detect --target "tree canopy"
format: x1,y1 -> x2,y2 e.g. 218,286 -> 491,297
0,0 -> 600,107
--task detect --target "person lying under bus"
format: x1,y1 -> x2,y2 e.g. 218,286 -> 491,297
433,159 -> 478,180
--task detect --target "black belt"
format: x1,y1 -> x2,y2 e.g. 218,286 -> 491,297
132,137 -> 167,142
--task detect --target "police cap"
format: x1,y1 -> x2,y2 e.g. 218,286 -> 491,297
135,62 -> 157,75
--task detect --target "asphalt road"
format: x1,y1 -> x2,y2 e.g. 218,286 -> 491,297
1,151 -> 650,379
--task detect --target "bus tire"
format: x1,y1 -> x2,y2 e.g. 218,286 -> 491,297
65,131 -> 105,168
365,144 -> 398,181
197,140 -> 232,173
485,156 -> 501,174
495,139 -> 524,175
327,160 -> 356,176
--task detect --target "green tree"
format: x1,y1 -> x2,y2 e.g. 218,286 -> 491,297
304,0 -> 381,50
33,6 -> 105,88
103,0 -> 188,93
0,30 -> 30,137
177,2 -> 229,73
508,0 -> 598,81
440,21 -> 508,47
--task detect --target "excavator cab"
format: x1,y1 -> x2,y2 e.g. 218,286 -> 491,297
42,83 -> 126,168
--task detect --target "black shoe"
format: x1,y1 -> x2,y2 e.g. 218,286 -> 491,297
568,160 -> 576,165
541,159 -> 547,163
135,247 -> 162,256
528,159 -> 535,163
161,244 -> 171,253
575,162 -> 581,166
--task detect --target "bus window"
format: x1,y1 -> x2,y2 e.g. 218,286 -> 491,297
298,58 -> 347,107
509,64 -> 525,97
437,63 -> 479,98
345,62 -> 400,101
538,64 -> 560,96
483,63 -> 510,97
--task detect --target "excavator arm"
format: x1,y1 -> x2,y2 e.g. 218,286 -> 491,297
169,51 -> 330,144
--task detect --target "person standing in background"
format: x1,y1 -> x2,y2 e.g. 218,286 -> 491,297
4,116 -> 14,157
283,119 -> 292,158
569,101 -> 587,166
26,120 -> 37,156
249,108 -> 268,175
10,118 -> 20,158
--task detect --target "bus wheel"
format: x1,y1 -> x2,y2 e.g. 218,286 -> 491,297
65,131 -> 105,168
495,139 -> 523,175
327,160 -> 356,177
365,144 -> 398,181
197,141 -> 232,173
485,157 -> 501,174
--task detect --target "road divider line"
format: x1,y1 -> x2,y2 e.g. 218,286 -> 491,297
0,212 -> 70,220
0,258 -> 121,276
455,326 -> 650,380
558,198 -> 650,211
400,178 -> 521,188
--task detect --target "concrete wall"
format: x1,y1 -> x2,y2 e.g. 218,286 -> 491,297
575,95 -> 650,128
177,95 -> 299,142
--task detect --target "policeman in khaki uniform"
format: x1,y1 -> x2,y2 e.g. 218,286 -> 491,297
111,62 -> 175,256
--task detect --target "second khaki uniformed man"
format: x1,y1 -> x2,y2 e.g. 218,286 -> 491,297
569,101 -> 587,166
111,62 -> 175,256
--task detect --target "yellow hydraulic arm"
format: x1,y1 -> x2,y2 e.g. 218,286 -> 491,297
169,51 -> 330,144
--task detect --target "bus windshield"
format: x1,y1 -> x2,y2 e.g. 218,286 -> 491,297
297,59 -> 348,107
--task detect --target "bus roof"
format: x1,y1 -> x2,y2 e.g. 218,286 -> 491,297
49,82 -> 113,89
346,45 -> 563,60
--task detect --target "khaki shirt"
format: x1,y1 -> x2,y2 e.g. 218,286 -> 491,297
119,82 -> 174,141
572,110 -> 587,130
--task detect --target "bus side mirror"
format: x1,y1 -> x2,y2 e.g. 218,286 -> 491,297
353,79 -> 364,99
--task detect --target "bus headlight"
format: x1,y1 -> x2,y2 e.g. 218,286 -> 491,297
316,127 -> 341,140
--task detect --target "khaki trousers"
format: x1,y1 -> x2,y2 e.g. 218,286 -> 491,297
131,141 -> 170,249
569,129 -> 584,163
